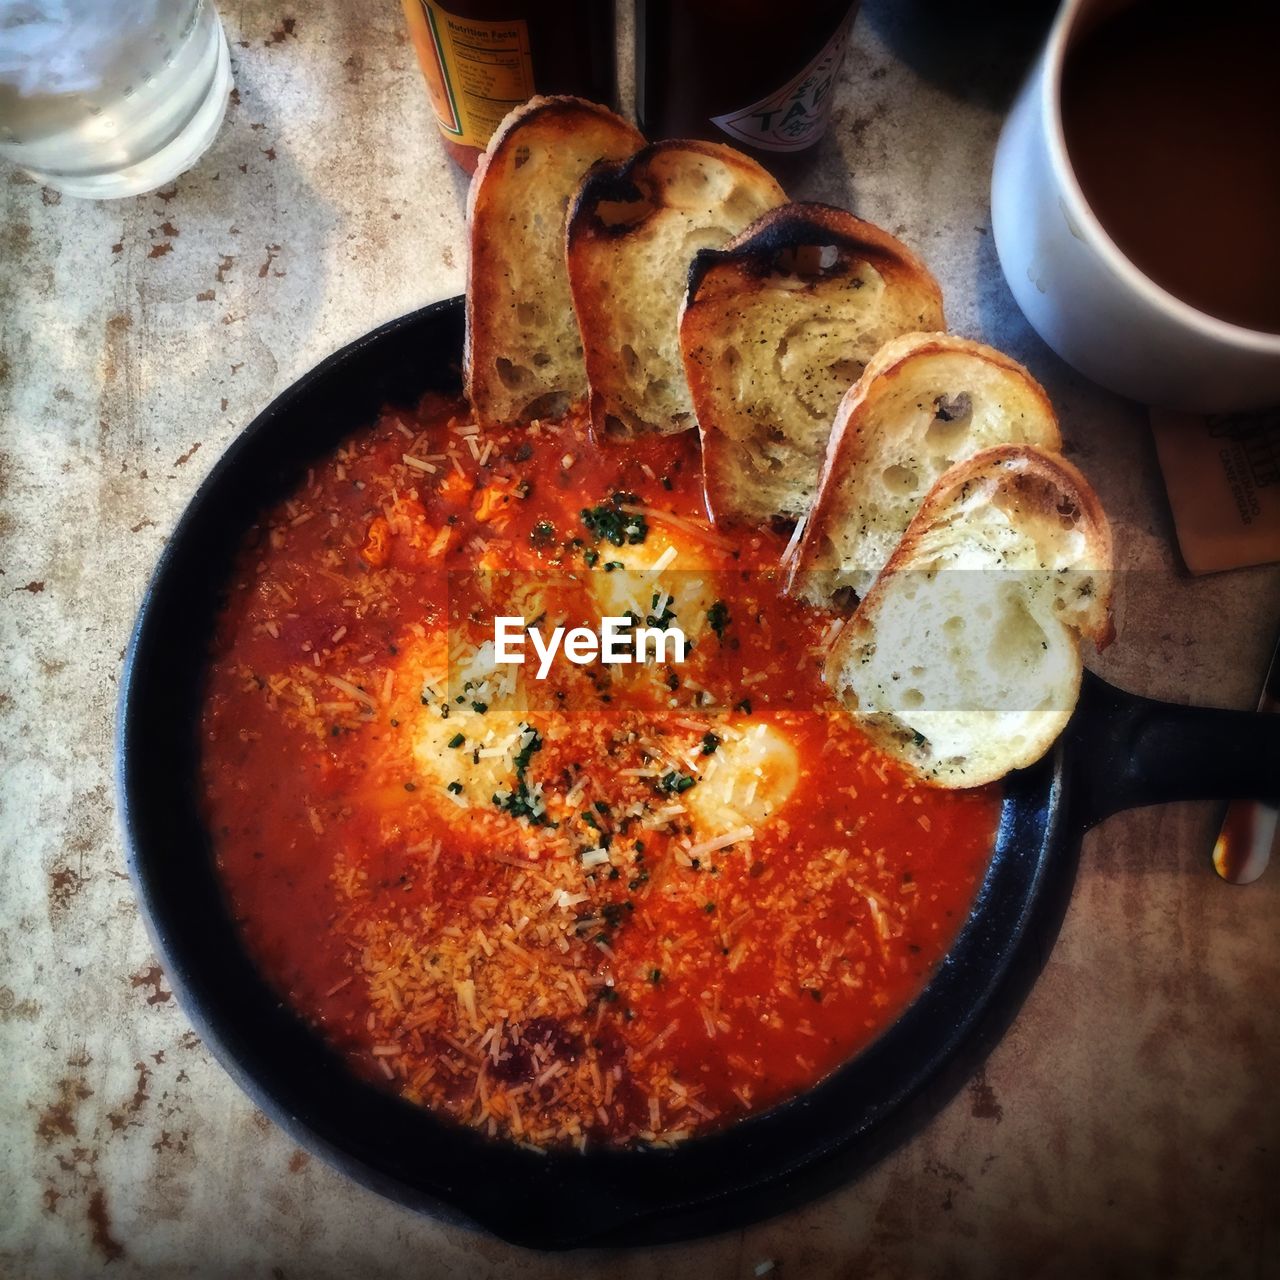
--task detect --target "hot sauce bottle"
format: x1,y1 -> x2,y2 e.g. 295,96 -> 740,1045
636,0 -> 859,180
401,0 -> 617,172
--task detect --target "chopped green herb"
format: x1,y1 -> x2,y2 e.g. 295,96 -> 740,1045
513,727 -> 542,773
647,589 -> 678,630
471,701 -> 488,714
581,492 -> 647,547
583,548 -> 599,567
492,785 -> 547,823
701,731 -> 720,755
446,781 -> 463,795
530,519 -> 556,547
649,968 -> 662,984
604,560 -> 624,572
734,698 -> 752,714
492,727 -> 547,824
707,599 -> 730,639
657,771 -> 696,794
447,733 -> 465,749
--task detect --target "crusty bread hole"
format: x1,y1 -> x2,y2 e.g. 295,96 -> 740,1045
657,159 -> 735,209
934,391 -> 972,423
926,412 -> 971,450
751,447 -> 785,474
495,357 -> 533,391
524,391 -> 569,419
988,591 -> 1046,667
882,463 -> 919,495
774,243 -> 842,278
595,196 -> 654,229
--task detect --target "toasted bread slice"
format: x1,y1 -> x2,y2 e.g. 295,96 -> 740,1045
826,445 -> 1114,788
787,333 -> 1063,605
566,140 -> 787,439
680,204 -> 945,525
465,96 -> 644,425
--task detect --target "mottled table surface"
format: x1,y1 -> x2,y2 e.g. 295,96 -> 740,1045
2,2 -> 1277,1277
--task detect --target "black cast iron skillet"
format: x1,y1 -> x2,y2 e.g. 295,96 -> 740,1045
117,298 -> 1280,1249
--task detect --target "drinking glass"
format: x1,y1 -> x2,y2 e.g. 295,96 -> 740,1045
0,0 -> 233,198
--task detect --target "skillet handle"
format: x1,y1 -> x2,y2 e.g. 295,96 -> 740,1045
1067,672 -> 1280,830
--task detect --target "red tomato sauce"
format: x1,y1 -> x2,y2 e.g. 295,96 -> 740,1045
201,396 -> 1000,1149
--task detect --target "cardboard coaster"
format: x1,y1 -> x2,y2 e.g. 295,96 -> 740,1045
1150,407 -> 1280,574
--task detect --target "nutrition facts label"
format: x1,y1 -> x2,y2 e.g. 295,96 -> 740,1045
413,0 -> 535,150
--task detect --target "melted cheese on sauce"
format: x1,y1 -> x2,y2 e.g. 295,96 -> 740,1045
586,530 -> 718,644
411,638 -> 529,811
687,722 -> 800,838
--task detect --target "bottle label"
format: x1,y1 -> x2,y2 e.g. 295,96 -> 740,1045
405,0 -> 535,150
710,8 -> 855,152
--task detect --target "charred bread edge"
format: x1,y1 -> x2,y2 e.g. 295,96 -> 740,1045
684,201 -> 943,304
566,138 -> 787,249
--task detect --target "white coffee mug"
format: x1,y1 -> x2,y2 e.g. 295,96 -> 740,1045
991,0 -> 1280,412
